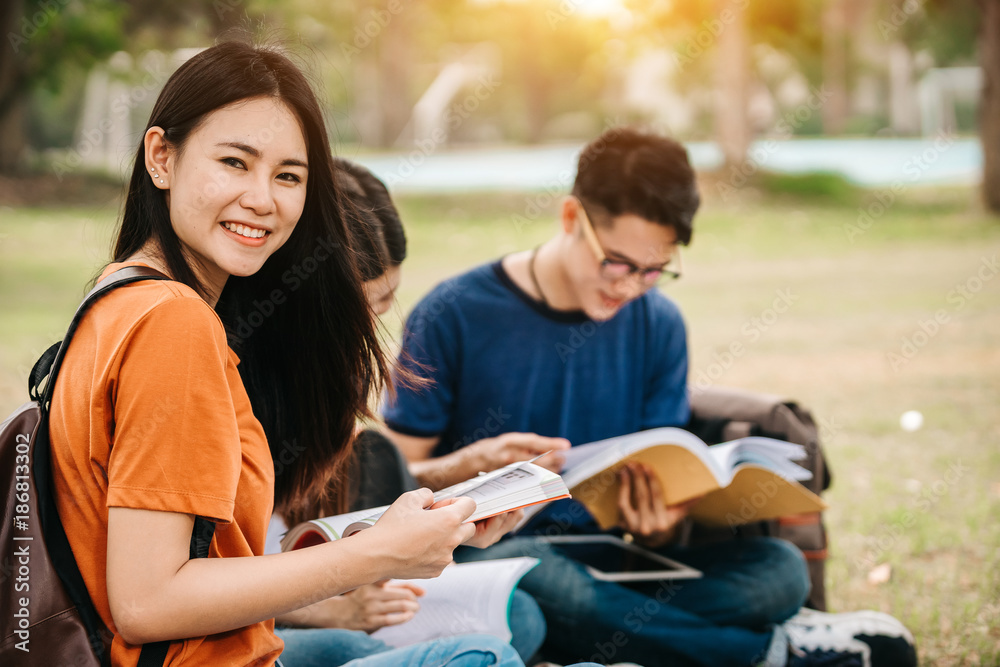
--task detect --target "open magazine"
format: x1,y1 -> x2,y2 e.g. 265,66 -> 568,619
371,558 -> 539,647
527,427 -> 826,529
281,458 -> 570,550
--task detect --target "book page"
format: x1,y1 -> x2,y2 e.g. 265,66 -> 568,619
690,467 -> 827,526
707,438 -> 813,485
371,558 -> 539,648
434,459 -> 570,522
555,428 -> 727,528
528,428 -> 823,530
282,460 -> 569,550
280,505 -> 389,550
561,427 -> 728,488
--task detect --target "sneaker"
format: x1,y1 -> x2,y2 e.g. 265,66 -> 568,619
782,608 -> 917,667
787,649 -> 867,667
787,646 -> 867,666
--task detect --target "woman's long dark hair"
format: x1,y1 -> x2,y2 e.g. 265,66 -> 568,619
113,40 -> 391,527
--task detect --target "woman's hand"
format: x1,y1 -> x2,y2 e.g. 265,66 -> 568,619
278,581 -> 424,632
462,509 -> 524,549
365,488 -> 476,580
340,581 -> 424,632
616,463 -> 695,549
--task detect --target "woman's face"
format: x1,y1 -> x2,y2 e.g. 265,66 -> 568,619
364,265 -> 401,315
152,96 -> 309,294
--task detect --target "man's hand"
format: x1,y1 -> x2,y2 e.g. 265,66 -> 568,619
464,432 -> 570,474
388,428 -> 570,492
462,509 -> 524,549
616,463 -> 696,549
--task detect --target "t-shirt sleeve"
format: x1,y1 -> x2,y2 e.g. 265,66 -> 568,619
641,294 -> 690,429
107,296 -> 242,523
382,285 -> 462,438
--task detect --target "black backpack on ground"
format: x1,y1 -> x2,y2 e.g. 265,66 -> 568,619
1,266 -> 215,666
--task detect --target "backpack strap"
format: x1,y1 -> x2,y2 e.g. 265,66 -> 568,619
30,265 -> 171,405
32,266 -> 172,665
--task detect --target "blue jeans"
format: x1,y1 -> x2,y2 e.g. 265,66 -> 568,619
277,590 -> 546,666
455,536 -> 810,667
343,634 -> 520,667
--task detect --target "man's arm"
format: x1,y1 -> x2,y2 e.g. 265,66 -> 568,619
385,428 -> 570,491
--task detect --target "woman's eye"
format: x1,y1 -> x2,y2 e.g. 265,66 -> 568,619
277,172 -> 302,183
222,157 -> 246,169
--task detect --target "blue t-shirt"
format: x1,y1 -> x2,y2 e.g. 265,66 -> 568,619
383,260 -> 690,531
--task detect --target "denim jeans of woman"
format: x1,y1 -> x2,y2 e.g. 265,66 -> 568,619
276,589 -> 546,666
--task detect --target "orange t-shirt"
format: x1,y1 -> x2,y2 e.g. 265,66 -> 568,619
49,262 -> 283,666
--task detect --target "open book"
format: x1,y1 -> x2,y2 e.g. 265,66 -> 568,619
371,558 -> 539,648
547,427 -> 826,529
281,458 -> 570,550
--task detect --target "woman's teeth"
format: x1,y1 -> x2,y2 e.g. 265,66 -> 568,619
223,222 -> 267,238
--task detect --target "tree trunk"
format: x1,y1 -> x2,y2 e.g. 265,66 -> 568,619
0,100 -> 26,173
0,0 -> 26,173
379,1 -> 412,147
715,0 -> 751,167
822,0 -> 849,135
980,0 -> 1000,213
521,14 -> 549,144
353,52 -> 383,147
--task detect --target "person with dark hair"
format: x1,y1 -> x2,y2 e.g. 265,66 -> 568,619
382,128 -> 917,666
334,157 -> 407,314
46,40 -> 532,667
265,159 -> 549,666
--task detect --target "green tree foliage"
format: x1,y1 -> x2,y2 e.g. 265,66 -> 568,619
2,0 -> 125,115
893,0 -> 978,65
1,0 -> 126,171
0,0 -> 261,171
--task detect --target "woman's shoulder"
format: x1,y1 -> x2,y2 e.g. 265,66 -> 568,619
93,262 -> 226,344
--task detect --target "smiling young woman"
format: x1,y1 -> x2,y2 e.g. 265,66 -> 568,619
135,96 -> 308,302
46,40 -> 526,667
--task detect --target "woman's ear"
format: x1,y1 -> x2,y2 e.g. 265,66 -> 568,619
144,127 -> 171,190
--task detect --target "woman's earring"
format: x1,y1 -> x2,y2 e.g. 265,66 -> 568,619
150,166 -> 164,185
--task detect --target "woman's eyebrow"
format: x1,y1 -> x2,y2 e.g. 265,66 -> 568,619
218,141 -> 260,157
218,141 -> 308,169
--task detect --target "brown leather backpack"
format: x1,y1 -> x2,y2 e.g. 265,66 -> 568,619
684,385 -> 832,611
1,267 -> 212,666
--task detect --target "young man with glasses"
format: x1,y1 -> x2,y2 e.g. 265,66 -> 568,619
382,128 -> 916,667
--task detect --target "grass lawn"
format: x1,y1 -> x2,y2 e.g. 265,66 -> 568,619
1,181 -> 998,664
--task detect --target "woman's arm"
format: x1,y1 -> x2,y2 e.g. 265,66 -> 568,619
107,489 -> 475,645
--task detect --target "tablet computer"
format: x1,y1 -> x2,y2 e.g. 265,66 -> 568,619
532,534 -> 703,582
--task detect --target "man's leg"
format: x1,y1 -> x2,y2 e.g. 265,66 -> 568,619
456,538 -> 780,667
650,536 -> 811,629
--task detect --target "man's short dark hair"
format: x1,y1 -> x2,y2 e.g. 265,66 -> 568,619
572,127 -> 699,245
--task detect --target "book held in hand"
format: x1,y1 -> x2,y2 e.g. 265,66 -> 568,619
371,558 -> 539,648
280,458 -> 570,551
552,427 -> 827,529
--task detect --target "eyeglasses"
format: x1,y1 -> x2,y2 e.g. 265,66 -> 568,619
576,199 -> 683,285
